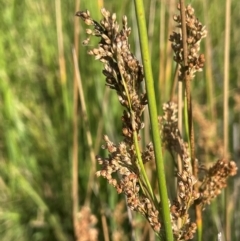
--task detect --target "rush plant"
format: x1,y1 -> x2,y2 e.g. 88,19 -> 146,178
76,1 -> 237,240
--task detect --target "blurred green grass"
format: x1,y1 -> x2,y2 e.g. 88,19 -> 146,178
0,0 -> 239,240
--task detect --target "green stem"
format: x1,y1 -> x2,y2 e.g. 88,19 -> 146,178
117,55 -> 155,204
133,130 -> 154,200
134,0 -> 173,240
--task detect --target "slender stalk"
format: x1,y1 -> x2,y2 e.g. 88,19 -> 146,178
72,0 -> 80,238
158,0 -> 166,103
179,0 -> 194,161
177,67 -> 183,166
55,0 -> 69,118
118,59 -> 155,203
177,64 -> 183,230
203,0 -> 216,121
55,0 -> 66,85
223,0 -> 231,240
170,64 -> 180,102
72,49 -> 97,204
223,0 -> 231,161
101,212 -> 110,241
148,0 -> 157,56
134,0 -> 173,240
94,89 -> 109,153
165,0 -> 175,100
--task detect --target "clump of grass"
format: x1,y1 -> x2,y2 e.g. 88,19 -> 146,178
76,2 -> 237,241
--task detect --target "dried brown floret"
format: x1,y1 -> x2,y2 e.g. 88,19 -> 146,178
169,4 -> 207,80
75,206 -> 98,241
77,8 -> 163,234
199,159 -> 238,205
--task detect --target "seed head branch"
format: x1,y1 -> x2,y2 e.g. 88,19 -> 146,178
76,8 -> 161,233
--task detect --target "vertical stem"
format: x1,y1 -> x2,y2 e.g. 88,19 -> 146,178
223,0 -> 231,240
176,64 -> 183,173
179,0 -> 201,240
203,0 -> 216,121
158,0 -> 166,103
177,65 -> 183,230
179,0 -> 195,163
101,211 -> 110,241
165,0 -> 175,100
177,67 -> 183,174
148,0 -> 157,56
55,0 -> 66,85
55,0 -> 69,118
179,1 -> 193,155
72,49 -> 97,205
223,0 -> 231,158
73,0 -> 80,238
134,0 -> 173,240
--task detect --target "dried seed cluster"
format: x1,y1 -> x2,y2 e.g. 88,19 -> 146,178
160,102 -> 179,151
75,206 -> 98,241
169,4 -> 207,80
95,135 -> 161,232
77,8 -> 161,234
76,8 -> 146,142
159,101 -> 238,240
141,142 -> 155,163
160,102 -> 198,240
199,159 -> 238,205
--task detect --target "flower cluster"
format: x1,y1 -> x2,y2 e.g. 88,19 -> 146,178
169,4 -> 207,80
159,101 -> 238,239
160,102 -> 198,240
141,142 -> 155,163
95,134 -> 161,232
75,206 -> 98,241
160,102 -> 179,152
77,8 -> 161,234
199,159 -> 238,205
76,9 -> 146,141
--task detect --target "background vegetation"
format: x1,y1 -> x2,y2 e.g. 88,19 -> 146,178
0,0 -> 239,240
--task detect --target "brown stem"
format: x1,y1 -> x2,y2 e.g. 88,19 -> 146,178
179,0 -> 196,168
179,0 -> 194,157
73,0 -> 80,239
223,0 -> 231,239
179,0 -> 201,237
